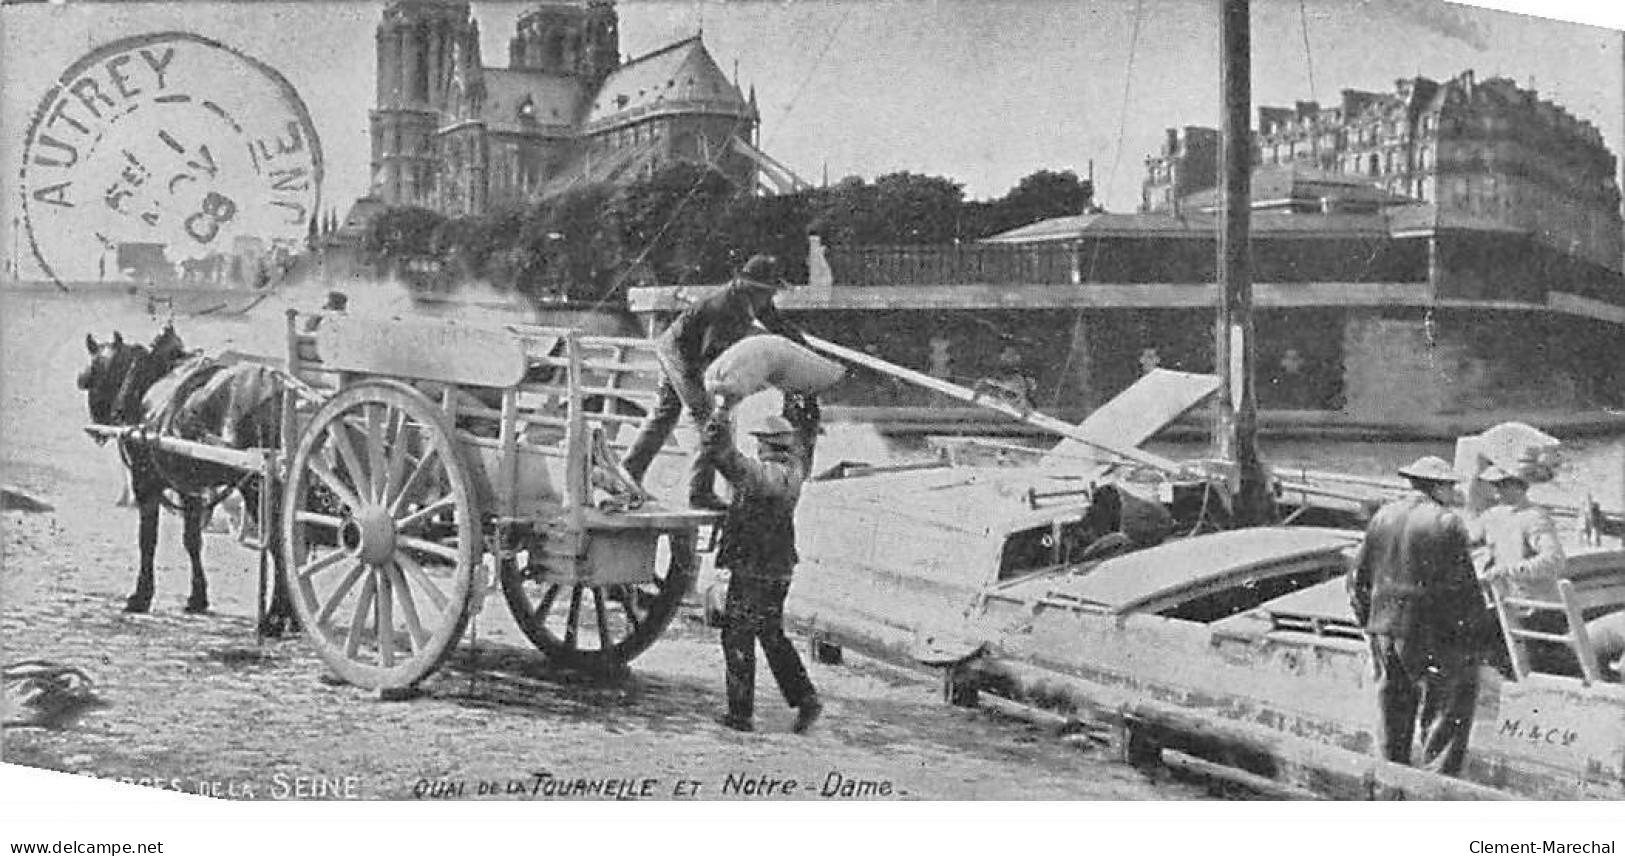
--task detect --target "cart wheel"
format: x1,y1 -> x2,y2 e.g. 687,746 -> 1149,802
281,380 -> 481,691
499,531 -> 696,673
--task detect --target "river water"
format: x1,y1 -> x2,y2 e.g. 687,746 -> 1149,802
8,284 -> 1622,516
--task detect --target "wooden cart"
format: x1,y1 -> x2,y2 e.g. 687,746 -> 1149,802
273,309 -> 715,691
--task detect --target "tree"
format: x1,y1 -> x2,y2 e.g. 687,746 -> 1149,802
363,206 -> 447,263
871,172 -> 965,244
807,172 -> 967,246
607,162 -> 742,286
971,170 -> 1097,239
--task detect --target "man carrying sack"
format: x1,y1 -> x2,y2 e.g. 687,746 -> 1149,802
703,409 -> 822,734
621,254 -> 806,511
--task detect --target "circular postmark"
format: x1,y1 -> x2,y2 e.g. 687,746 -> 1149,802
19,31 -> 323,287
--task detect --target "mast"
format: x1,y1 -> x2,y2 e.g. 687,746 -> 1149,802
1216,0 -> 1272,524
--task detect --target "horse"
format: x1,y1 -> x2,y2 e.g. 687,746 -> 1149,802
78,324 -> 298,636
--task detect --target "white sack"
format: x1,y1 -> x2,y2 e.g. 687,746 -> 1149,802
704,334 -> 845,402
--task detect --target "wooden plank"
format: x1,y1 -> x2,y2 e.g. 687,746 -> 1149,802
86,426 -> 268,472
1559,579 -> 1602,684
316,316 -> 528,388
805,334 -> 1180,473
498,389 -> 519,519
1044,370 -> 1220,467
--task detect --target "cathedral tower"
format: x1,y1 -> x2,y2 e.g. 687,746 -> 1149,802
371,0 -> 477,206
508,0 -> 620,106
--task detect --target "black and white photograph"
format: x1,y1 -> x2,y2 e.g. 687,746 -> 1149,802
2,0 -> 1624,845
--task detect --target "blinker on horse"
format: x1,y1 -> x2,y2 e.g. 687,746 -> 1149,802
79,324 -> 297,636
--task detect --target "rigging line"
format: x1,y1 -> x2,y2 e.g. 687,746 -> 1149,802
1298,0 -> 1317,104
586,109 -> 758,315
1102,0 -> 1144,212
585,6 -> 849,312
764,5 -> 853,152
1050,0 -> 1141,409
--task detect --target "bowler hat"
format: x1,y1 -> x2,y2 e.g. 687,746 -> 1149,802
1397,455 -> 1459,483
737,254 -> 786,290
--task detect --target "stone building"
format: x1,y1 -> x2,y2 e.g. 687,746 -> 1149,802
369,0 -> 790,217
1142,70 -> 1623,272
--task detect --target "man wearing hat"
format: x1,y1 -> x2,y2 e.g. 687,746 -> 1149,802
1472,461 -> 1565,595
622,253 -> 806,511
701,408 -> 822,734
1348,455 -> 1482,775
1471,460 -> 1567,672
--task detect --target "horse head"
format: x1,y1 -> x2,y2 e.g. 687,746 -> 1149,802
148,323 -> 187,365
78,332 -> 145,426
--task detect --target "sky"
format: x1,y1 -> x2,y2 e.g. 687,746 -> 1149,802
1,0 -> 1621,281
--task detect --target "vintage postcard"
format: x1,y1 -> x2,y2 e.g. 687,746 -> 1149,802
2,0 -> 1624,844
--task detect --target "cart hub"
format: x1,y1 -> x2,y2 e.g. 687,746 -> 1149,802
342,505 -> 397,564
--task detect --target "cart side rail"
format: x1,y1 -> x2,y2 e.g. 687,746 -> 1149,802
285,312 -> 685,519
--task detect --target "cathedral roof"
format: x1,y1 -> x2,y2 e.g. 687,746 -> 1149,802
478,68 -> 584,132
584,35 -> 753,129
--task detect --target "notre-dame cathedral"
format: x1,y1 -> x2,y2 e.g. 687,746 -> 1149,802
369,0 -> 800,217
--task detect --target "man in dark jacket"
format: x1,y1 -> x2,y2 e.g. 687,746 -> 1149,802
703,410 -> 822,734
622,254 -> 805,510
1348,455 -> 1483,775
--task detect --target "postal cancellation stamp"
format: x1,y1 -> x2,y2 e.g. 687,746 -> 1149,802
18,31 -> 323,288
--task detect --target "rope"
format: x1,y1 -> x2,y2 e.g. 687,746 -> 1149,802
1298,0 -> 1318,105
761,5 -> 853,152
1046,0 -> 1141,410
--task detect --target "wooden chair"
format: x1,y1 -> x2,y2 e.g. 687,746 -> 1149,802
1487,577 -> 1603,685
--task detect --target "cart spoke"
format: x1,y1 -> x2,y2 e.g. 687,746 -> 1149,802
314,562 -> 367,629
327,420 -> 372,504
388,447 -> 440,517
563,587 -> 583,649
385,561 -> 429,654
306,456 -> 362,513
381,412 -> 413,507
376,563 -> 395,668
618,585 -> 643,635
394,551 -> 449,612
343,570 -> 378,660
294,511 -> 344,529
532,583 -> 560,625
594,587 -> 613,654
297,547 -> 348,581
395,495 -> 456,532
366,404 -> 388,503
398,535 -> 462,564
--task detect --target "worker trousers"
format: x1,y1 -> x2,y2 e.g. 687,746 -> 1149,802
1369,633 -> 1480,776
620,352 -> 717,502
721,574 -> 816,722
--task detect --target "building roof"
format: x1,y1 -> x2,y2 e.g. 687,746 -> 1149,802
981,212 -> 1204,243
585,35 -> 752,128
477,68 -> 583,133
981,207 -> 1392,244
533,134 -> 663,199
1177,163 -> 1413,213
